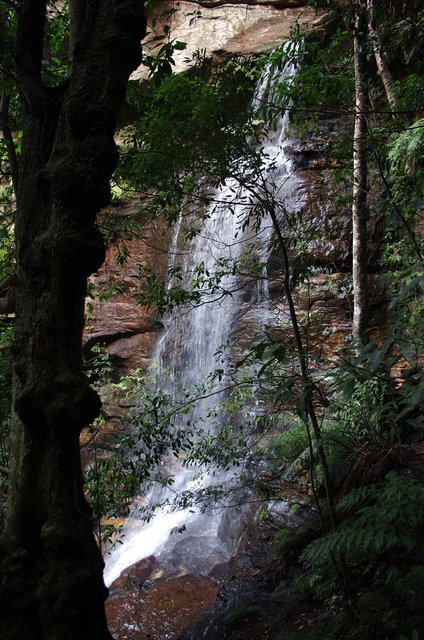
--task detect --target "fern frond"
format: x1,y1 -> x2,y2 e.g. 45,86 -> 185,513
302,473 -> 424,565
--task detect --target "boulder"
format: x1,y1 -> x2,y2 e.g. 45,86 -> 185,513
109,555 -> 158,591
106,574 -> 218,640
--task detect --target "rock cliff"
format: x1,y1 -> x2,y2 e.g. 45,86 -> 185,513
135,0 -> 323,77
84,0 -> 324,369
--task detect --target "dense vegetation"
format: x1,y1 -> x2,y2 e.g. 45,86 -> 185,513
1,0 -> 424,638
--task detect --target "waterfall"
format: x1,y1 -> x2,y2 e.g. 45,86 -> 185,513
104,51 -> 300,587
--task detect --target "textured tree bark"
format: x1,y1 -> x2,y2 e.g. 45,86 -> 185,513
352,3 -> 369,349
367,0 -> 399,113
0,1 -> 145,638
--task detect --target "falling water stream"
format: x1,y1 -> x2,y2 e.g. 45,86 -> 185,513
104,53 -> 301,588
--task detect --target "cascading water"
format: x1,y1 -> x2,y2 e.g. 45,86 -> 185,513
104,51 -> 301,587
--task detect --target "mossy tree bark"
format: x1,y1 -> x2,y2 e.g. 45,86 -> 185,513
0,1 -> 145,638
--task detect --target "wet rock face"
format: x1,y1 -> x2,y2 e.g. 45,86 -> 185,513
267,125 -> 389,358
83,201 -> 170,374
106,574 -> 218,640
285,131 -> 385,275
84,301 -> 153,343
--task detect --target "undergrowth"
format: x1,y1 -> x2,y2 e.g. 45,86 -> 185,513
270,370 -> 424,640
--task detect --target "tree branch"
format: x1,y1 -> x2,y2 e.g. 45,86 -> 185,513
16,0 -> 47,107
68,0 -> 86,76
0,274 -> 16,314
367,0 -> 400,115
268,203 -> 337,530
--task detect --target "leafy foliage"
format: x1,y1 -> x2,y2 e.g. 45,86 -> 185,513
115,58 -> 257,226
388,118 -> 424,169
264,25 -> 353,137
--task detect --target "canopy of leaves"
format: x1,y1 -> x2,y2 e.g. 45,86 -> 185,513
115,57 -> 258,222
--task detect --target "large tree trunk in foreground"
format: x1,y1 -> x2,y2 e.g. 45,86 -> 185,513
352,3 -> 369,349
0,1 -> 145,638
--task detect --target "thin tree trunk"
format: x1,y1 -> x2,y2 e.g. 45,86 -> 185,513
352,4 -> 369,349
367,0 -> 399,114
268,207 -> 337,532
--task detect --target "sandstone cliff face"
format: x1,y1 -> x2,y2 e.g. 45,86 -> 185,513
134,0 -> 325,77
84,0 -> 324,371
275,136 -> 387,359
84,200 -> 170,375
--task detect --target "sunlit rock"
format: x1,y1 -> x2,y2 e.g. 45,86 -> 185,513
134,1 -> 322,78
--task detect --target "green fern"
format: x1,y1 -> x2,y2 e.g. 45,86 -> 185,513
301,473 -> 424,564
298,473 -> 424,639
388,119 -> 424,170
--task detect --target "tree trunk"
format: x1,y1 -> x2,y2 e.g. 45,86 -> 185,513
367,0 -> 399,113
268,206 -> 337,533
352,3 -> 369,349
0,1 -> 146,638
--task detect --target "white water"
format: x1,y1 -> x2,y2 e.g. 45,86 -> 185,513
104,53 -> 300,587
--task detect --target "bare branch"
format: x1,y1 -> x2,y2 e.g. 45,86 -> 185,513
0,292 -> 16,314
0,274 -> 16,315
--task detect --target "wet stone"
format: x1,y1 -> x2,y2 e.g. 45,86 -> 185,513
158,535 -> 229,577
106,574 -> 218,640
109,555 -> 157,591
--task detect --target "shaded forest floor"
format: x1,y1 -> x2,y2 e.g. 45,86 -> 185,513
185,437 -> 424,640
